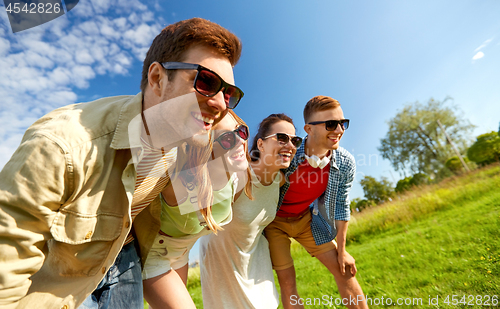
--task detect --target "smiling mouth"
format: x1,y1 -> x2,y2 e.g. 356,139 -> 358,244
279,152 -> 292,161
192,113 -> 215,129
329,135 -> 341,142
230,145 -> 245,161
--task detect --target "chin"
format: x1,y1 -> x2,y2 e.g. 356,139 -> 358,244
227,160 -> 249,173
277,161 -> 291,169
240,160 -> 249,171
187,133 -> 210,147
327,142 -> 340,150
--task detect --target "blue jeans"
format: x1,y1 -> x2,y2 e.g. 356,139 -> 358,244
79,241 -> 143,309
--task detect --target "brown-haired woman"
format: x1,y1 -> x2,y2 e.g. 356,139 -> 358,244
199,113 -> 303,309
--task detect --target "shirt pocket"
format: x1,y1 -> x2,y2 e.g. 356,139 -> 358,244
48,210 -> 123,276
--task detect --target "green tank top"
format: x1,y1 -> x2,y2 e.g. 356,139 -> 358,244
160,173 -> 236,237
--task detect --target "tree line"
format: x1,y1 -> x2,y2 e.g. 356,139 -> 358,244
352,97 -> 500,213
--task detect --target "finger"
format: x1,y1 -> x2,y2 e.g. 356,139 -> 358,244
351,263 -> 357,276
340,261 -> 345,275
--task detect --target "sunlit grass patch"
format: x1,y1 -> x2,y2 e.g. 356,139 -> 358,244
185,164 -> 500,308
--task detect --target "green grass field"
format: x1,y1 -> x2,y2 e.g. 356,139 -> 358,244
175,164 -> 500,308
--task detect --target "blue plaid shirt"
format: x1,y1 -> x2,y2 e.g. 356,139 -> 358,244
278,138 -> 356,245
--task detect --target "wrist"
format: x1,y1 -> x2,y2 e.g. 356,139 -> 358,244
336,236 -> 346,248
336,244 -> 346,253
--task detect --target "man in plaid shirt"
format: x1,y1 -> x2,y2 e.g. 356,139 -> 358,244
264,96 -> 368,309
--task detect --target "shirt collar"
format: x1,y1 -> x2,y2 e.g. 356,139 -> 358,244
297,136 -> 338,169
110,92 -> 143,150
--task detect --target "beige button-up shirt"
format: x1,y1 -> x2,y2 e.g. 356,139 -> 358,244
0,93 -> 180,309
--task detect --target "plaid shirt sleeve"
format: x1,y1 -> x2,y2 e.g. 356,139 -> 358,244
333,147 -> 356,221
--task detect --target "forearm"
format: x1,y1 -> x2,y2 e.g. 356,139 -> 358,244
0,135 -> 67,304
335,220 -> 349,253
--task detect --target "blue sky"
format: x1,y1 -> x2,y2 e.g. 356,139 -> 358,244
1,0 -> 500,260
2,0 -> 499,199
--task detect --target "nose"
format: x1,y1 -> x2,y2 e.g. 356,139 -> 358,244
235,135 -> 245,146
282,138 -> 296,149
333,122 -> 345,133
206,90 -> 227,112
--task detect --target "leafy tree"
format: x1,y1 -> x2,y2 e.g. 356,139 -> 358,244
445,156 -> 473,174
445,156 -> 463,173
356,199 -> 376,212
378,97 -> 474,177
395,177 -> 412,194
350,197 -> 376,212
467,131 -> 500,166
411,172 -> 430,185
435,165 -> 455,180
360,175 -> 394,205
395,172 -> 430,193
350,197 -> 362,213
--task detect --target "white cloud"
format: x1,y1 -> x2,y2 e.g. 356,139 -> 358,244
71,65 -> 96,88
0,0 -> 163,167
0,37 -> 10,56
472,51 -> 484,60
75,49 -> 95,65
474,38 -> 493,52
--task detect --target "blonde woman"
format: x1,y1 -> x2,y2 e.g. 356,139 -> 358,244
200,113 -> 302,309
142,110 -> 252,309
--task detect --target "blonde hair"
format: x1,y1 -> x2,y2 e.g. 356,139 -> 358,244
183,141 -> 216,231
182,110 -> 253,234
227,110 -> 253,201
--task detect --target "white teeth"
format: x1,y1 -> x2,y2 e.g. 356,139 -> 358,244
193,113 -> 214,124
280,153 -> 291,157
231,149 -> 244,159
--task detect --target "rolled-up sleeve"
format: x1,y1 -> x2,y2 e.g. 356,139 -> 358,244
0,134 -> 69,306
334,153 -> 356,222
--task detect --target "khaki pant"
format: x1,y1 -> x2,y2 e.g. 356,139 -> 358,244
264,210 -> 336,270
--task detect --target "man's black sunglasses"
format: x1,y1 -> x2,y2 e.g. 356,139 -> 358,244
161,62 -> 244,109
308,119 -> 350,131
214,125 -> 249,150
262,133 -> 303,148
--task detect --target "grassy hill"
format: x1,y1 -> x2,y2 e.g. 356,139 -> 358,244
182,164 -> 500,308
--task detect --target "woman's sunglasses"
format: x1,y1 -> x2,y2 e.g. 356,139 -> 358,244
262,133 -> 303,148
214,125 -> 249,150
308,119 -> 350,131
161,62 -> 244,109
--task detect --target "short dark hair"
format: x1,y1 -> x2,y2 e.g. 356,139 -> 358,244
249,113 -> 295,161
303,95 -> 341,123
140,18 -> 242,92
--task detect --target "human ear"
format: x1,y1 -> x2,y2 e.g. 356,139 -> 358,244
304,124 -> 313,135
148,62 -> 167,97
257,138 -> 264,152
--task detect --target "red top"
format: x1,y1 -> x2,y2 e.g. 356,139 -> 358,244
278,159 -> 330,217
